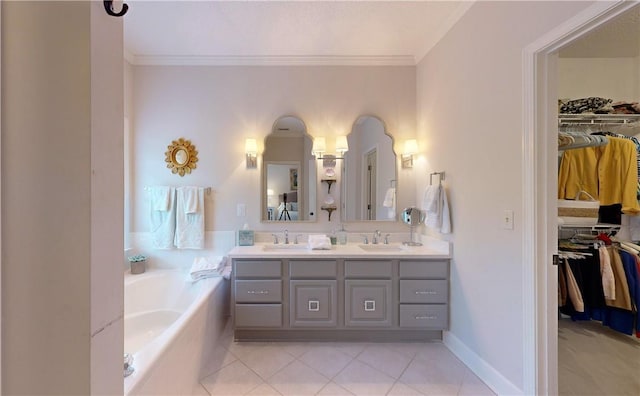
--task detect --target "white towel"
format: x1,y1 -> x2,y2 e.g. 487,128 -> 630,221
425,185 -> 451,234
190,256 -> 225,281
307,234 -> 331,250
149,187 -> 176,249
175,187 -> 205,249
383,188 -> 395,208
150,186 -> 171,211
422,185 -> 439,212
182,186 -> 199,214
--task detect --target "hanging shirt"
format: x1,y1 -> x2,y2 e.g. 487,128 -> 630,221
559,136 -> 640,214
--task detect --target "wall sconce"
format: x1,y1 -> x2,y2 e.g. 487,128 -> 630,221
245,138 -> 257,168
312,136 -> 349,159
402,139 -> 418,169
312,137 -> 326,158
335,135 -> 349,156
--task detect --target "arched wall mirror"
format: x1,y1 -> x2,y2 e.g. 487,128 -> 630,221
262,116 -> 317,222
342,115 -> 397,222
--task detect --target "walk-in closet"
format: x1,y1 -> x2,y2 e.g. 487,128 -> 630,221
557,7 -> 640,395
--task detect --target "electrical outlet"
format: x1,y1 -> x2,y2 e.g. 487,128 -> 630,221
503,210 -> 514,230
237,203 -> 246,217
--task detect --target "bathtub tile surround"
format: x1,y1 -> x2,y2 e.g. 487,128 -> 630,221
198,320 -> 495,396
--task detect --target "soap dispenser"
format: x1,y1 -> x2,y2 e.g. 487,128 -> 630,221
337,224 -> 348,245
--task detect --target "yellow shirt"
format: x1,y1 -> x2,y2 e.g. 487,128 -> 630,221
558,136 -> 640,214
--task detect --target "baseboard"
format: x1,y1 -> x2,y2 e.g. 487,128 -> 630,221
443,331 -> 522,395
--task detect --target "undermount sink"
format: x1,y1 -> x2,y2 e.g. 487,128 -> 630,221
358,244 -> 406,252
262,244 -> 309,251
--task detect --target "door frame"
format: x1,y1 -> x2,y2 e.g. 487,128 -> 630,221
523,1 -> 637,394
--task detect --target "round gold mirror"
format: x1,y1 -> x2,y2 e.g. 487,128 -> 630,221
165,138 -> 198,176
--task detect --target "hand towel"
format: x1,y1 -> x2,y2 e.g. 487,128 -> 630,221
383,188 -> 395,207
422,185 -> 439,212
307,234 -> 331,250
149,186 -> 176,249
182,186 -> 199,214
425,185 -> 451,234
150,186 -> 171,211
190,256 -> 225,281
175,187 -> 205,249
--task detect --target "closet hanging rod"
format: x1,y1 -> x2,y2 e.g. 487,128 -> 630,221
558,113 -> 640,126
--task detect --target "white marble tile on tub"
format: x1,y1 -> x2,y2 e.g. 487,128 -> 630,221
201,360 -> 264,395
92,316 -> 123,395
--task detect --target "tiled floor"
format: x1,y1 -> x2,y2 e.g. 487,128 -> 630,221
194,320 -> 495,396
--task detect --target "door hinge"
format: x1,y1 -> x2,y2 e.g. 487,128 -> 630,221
552,254 -> 559,266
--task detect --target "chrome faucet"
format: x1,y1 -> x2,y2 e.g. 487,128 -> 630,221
372,230 -> 381,244
361,234 -> 369,244
384,234 -> 391,244
284,229 -> 289,244
271,233 -> 279,244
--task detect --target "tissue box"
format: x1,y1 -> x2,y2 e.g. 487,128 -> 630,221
238,230 -> 254,246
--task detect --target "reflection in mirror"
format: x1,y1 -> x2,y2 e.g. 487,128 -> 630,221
174,149 -> 188,165
342,116 -> 397,222
262,116 -> 317,222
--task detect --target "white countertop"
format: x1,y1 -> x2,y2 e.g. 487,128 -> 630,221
228,240 -> 450,259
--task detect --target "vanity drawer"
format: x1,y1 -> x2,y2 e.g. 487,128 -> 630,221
235,280 -> 282,303
399,260 -> 448,279
345,260 -> 392,278
400,280 -> 448,303
235,304 -> 282,328
289,260 -> 337,279
234,260 -> 282,278
399,304 -> 448,329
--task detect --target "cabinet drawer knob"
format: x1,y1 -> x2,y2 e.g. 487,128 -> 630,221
308,300 -> 320,311
415,315 -> 437,320
415,290 -> 437,295
247,290 -> 269,294
364,300 -> 376,311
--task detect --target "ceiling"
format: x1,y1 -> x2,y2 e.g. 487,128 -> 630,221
560,4 -> 640,58
123,1 -> 474,66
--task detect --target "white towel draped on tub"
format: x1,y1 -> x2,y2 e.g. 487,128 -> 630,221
149,186 -> 176,249
422,184 -> 451,234
175,186 -> 205,249
189,256 -> 226,281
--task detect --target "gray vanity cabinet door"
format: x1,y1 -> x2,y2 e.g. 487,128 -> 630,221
290,280 -> 337,327
399,304 -> 448,329
235,304 -> 282,328
344,280 -> 392,327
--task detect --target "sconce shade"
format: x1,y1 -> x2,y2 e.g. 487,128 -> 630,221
403,139 -> 418,155
335,135 -> 349,155
312,137 -> 326,157
245,138 -> 257,154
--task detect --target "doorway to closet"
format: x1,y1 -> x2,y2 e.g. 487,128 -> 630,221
528,2 -> 640,395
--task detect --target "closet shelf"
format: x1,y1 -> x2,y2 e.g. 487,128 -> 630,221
558,113 -> 640,127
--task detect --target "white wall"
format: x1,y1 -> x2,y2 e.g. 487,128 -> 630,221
416,1 -> 593,393
2,1 -> 123,394
131,65 -> 417,241
558,57 -> 640,101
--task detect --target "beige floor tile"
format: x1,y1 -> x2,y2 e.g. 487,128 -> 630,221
246,383 -> 283,395
398,357 -> 465,395
268,360 -> 330,395
323,342 -> 369,358
333,359 -> 396,396
199,345 -> 238,379
299,345 -> 354,379
201,360 -> 264,395
356,344 -> 412,379
386,382 -> 424,395
316,381 -> 355,396
232,344 -> 296,379
191,383 -> 210,396
277,342 -> 314,358
380,342 -> 424,359
458,369 -> 495,396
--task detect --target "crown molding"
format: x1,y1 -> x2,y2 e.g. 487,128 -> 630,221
128,54 -> 417,66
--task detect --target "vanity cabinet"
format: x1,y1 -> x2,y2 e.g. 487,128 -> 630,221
233,260 -> 283,328
398,260 -> 449,329
289,260 -> 338,327
231,255 -> 449,340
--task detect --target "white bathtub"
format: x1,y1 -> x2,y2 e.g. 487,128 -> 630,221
124,269 -> 228,395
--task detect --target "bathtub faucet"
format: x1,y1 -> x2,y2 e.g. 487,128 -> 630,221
124,353 -> 134,377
